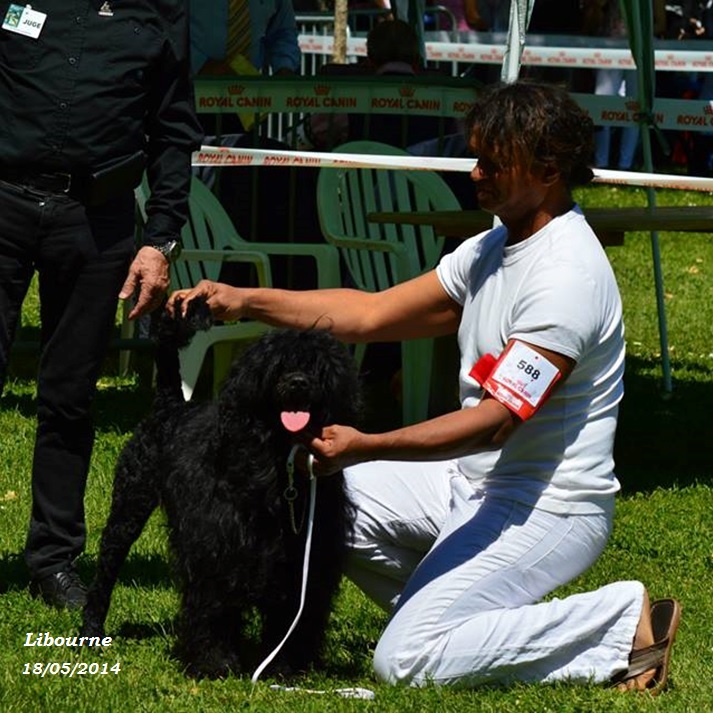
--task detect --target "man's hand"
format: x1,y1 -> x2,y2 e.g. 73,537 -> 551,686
119,246 -> 171,319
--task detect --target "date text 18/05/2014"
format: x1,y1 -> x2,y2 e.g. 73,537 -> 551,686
23,662 -> 121,677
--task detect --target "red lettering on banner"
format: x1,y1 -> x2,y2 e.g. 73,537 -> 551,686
406,99 -> 440,112
452,101 -> 473,114
195,152 -> 253,166
291,156 -> 322,166
198,97 -> 234,109
324,97 -> 357,108
371,97 -> 404,110
233,97 -> 271,109
601,110 -> 630,122
677,114 -> 706,126
286,97 -> 319,109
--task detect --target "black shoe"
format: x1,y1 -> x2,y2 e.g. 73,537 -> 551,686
30,567 -> 87,609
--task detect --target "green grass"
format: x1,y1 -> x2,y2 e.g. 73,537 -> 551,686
2,184 -> 713,711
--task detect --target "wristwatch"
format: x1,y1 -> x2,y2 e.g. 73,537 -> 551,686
146,239 -> 182,263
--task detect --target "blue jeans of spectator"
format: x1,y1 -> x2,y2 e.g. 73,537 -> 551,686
594,68 -> 640,170
0,180 -> 135,579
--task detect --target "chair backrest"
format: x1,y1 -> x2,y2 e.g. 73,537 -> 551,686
135,176 -> 248,291
316,141 -> 461,292
177,176 -> 248,290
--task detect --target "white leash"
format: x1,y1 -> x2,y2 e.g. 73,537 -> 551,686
250,446 -> 376,700
250,445 -> 317,684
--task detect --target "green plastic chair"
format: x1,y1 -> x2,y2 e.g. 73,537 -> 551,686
135,176 -> 341,398
316,140 -> 462,425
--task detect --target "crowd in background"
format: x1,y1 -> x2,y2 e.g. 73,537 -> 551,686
199,0 -> 713,176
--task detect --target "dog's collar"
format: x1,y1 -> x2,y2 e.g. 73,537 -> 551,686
285,445 -> 315,535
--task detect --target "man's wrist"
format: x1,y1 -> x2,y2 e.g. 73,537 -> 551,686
144,238 -> 182,262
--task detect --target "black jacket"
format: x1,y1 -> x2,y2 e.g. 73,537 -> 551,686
0,0 -> 204,242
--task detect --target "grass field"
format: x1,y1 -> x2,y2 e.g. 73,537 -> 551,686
1,183 -> 712,712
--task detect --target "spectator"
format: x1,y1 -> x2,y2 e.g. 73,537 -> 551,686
524,0 -> 583,86
678,1 -> 713,174
655,1 -> 710,170
305,19 -> 447,151
0,1 -> 202,608
190,0 -> 301,133
473,0 -> 510,32
582,0 -> 640,170
190,0 -> 301,77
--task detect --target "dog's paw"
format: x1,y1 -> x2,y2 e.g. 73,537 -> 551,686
181,648 -> 241,680
183,295 -> 214,332
183,657 -> 239,680
156,295 -> 213,348
78,623 -> 105,642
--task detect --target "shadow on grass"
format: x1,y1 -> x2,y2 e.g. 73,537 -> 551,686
0,385 -> 155,434
614,355 -> 713,494
0,551 -> 173,595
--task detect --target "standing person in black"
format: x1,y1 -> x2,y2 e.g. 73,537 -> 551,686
0,1 -> 203,608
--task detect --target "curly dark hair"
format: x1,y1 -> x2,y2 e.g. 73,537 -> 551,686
464,81 -> 595,187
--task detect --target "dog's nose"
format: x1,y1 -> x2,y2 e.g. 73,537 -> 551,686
277,372 -> 315,404
283,372 -> 311,392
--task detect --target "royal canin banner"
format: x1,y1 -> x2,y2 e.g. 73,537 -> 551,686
193,79 -> 713,133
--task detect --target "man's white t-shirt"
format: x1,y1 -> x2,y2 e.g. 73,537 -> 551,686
436,206 -> 625,515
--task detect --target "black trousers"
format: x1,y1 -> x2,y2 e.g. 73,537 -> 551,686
0,180 -> 136,579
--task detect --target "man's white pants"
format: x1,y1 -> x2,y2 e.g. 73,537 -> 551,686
343,459 -> 643,687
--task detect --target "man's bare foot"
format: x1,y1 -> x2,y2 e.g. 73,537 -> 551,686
616,589 -> 656,692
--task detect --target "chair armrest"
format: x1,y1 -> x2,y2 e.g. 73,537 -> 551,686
323,235 -> 406,255
176,249 -> 273,287
242,241 -> 341,289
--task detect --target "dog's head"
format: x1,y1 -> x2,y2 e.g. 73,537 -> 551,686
218,328 -> 363,437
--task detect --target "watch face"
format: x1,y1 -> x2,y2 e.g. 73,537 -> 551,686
166,240 -> 181,260
151,240 -> 181,261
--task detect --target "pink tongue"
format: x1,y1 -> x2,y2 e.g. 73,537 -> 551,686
281,411 -> 310,432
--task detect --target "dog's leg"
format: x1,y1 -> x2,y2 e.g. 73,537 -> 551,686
265,568 -> 342,673
256,543 -> 343,675
261,489 -> 351,674
175,580 -> 246,679
81,460 -> 159,638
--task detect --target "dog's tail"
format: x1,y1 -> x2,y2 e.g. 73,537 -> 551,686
153,296 -> 213,402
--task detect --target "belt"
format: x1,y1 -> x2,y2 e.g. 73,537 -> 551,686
0,167 -> 75,195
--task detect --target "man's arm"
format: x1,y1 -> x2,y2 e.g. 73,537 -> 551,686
121,1 -> 204,319
261,0 -> 301,73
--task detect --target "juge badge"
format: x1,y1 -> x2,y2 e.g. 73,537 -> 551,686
98,1 -> 114,16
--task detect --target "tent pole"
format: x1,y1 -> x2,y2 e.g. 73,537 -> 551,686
641,137 -> 673,395
625,0 -> 673,394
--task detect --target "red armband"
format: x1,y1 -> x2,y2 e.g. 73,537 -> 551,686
469,341 -> 562,420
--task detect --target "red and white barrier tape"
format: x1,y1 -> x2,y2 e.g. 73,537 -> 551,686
298,35 -> 713,72
193,145 -> 713,193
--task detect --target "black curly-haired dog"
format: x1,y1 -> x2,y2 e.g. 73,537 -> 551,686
81,298 -> 362,679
